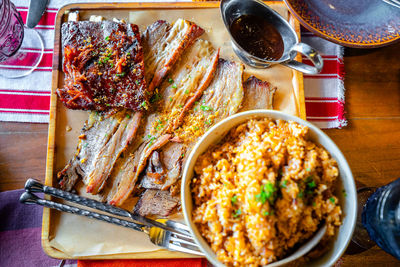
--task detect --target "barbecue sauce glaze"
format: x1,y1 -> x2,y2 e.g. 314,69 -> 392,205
230,14 -> 284,60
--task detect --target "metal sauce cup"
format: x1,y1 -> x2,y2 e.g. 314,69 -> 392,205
221,0 -> 323,74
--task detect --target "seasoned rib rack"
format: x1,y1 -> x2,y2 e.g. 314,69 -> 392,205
58,21 -> 148,111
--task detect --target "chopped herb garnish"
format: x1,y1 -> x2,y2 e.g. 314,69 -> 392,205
280,180 -> 287,188
306,168 -> 311,172
105,103 -> 111,107
307,180 -> 316,189
116,72 -> 126,77
172,83 -> 177,89
195,101 -> 199,105
194,126 -> 199,131
329,197 -> 335,204
263,211 -> 269,216
255,181 -> 276,204
126,52 -> 131,56
312,202 -> 316,207
148,136 -> 156,146
169,97 -> 173,102
151,93 -> 162,103
200,105 -> 212,111
147,134 -> 152,138
168,78 -> 174,84
231,195 -> 238,204
135,80 -> 140,85
298,190 -> 304,198
233,209 -> 241,218
178,104 -> 183,108
181,153 -> 185,157
126,114 -> 131,119
105,36 -> 110,41
110,63 -> 114,67
185,90 -> 189,94
140,101 -> 147,108
342,189 -> 347,197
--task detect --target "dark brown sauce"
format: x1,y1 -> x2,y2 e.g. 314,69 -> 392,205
230,14 -> 284,60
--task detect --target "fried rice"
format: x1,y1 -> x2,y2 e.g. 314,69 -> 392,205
191,118 -> 342,266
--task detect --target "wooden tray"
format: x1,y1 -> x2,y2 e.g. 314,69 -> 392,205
43,1 -> 305,259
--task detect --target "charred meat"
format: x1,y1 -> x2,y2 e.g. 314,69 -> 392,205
58,21 -> 148,111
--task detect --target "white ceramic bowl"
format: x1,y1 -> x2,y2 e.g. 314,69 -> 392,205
181,110 -> 357,266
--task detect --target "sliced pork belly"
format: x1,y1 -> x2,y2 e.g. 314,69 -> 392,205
134,189 -> 180,217
140,142 -> 185,190
175,59 -> 244,143
58,111 -> 121,191
107,39 -> 218,206
58,111 -> 142,193
143,19 -> 205,93
85,112 -> 142,194
240,75 -> 276,111
134,59 -> 244,216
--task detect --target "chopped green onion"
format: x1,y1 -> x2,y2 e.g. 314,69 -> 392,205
263,211 -> 269,216
105,36 -> 110,41
168,78 -> 174,84
307,180 -> 316,189
255,181 -> 276,204
172,84 -> 177,89
231,195 -> 238,204
200,105 -> 212,111
233,209 -> 241,218
329,197 -> 335,204
280,180 -> 287,188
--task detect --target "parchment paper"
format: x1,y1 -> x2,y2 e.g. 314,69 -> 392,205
49,3 -> 301,257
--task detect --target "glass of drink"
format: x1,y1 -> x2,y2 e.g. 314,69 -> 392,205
0,0 -> 44,79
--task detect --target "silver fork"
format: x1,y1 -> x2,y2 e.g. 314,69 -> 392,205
20,179 -> 202,256
382,0 -> 400,8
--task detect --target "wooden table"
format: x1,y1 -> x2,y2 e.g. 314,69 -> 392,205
1,42 -> 399,265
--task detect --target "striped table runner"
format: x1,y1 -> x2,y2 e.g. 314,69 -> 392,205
0,0 -> 347,128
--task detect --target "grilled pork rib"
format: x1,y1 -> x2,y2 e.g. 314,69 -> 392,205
58,21 -> 148,111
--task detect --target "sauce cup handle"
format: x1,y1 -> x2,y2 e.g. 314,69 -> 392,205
282,43 -> 323,74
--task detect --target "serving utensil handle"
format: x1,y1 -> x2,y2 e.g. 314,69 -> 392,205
19,191 -> 146,233
24,178 -> 131,218
282,43 -> 324,75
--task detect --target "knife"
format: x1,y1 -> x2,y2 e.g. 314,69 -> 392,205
26,0 -> 49,28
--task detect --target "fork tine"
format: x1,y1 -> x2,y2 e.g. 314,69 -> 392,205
165,220 -> 191,233
167,241 -> 204,256
169,233 -> 198,247
169,231 -> 197,243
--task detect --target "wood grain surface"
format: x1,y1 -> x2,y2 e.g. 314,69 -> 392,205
0,37 -> 399,266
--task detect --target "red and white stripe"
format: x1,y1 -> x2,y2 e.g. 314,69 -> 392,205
0,89 -> 50,123
0,0 -> 347,129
